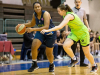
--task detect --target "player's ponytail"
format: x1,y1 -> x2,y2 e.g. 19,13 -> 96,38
58,4 -> 73,12
65,4 -> 73,12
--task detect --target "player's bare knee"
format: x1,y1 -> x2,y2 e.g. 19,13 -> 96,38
63,44 -> 70,49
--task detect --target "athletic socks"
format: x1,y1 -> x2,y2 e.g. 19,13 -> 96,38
72,56 -> 76,60
92,63 -> 96,66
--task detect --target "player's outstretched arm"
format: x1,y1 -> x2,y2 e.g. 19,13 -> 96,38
41,14 -> 74,34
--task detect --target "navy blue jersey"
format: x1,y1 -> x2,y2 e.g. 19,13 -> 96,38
34,10 -> 55,35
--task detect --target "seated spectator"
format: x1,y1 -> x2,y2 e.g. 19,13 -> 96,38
60,30 -> 67,58
55,30 -> 68,59
37,42 -> 46,60
55,30 -> 63,59
90,31 -> 94,55
20,31 -> 34,60
33,31 -> 36,37
94,31 -> 100,56
3,32 -> 7,35
53,43 -> 58,59
3,32 -> 13,60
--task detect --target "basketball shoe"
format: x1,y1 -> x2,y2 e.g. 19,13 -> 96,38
49,63 -> 55,72
68,58 -> 78,67
28,61 -> 39,72
90,64 -> 98,73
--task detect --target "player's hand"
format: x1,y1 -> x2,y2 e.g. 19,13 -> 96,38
15,24 -> 22,32
88,27 -> 91,32
41,29 -> 48,34
26,28 -> 33,33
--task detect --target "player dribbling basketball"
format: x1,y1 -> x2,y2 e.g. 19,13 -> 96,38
16,2 -> 56,72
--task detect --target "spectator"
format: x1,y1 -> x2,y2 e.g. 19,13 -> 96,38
55,30 -> 63,59
53,43 -> 58,59
37,42 -> 46,60
94,32 -> 100,56
3,32 -> 13,60
3,32 -> 7,35
60,30 -> 67,59
20,31 -> 34,60
90,31 -> 94,55
33,31 -> 36,37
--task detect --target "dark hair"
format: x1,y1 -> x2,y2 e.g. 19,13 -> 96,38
96,31 -> 99,35
60,30 -> 65,39
90,30 -> 94,33
58,4 -> 73,12
60,30 -> 65,34
3,32 -> 7,34
33,2 -> 42,9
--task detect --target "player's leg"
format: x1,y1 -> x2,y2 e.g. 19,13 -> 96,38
80,43 -> 88,66
31,39 -> 42,59
63,32 -> 79,67
45,32 -> 56,72
70,42 -> 77,66
82,46 -> 98,73
46,47 -> 55,72
28,32 -> 44,72
80,34 -> 98,73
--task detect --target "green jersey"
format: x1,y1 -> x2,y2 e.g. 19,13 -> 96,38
63,12 -> 90,46
63,12 -> 88,38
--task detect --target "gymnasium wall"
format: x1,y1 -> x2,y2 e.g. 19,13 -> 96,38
1,0 -> 23,5
89,0 -> 100,33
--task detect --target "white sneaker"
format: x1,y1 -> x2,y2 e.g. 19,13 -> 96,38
97,53 -> 100,56
57,55 -> 63,59
63,56 -> 66,59
65,56 -> 70,60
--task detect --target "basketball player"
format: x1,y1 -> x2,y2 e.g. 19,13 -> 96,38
70,0 -> 91,66
41,4 -> 98,73
16,2 -> 56,72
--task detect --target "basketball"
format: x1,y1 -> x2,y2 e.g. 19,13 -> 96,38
16,24 -> 26,35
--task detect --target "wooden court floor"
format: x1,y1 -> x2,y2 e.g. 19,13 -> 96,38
0,58 -> 100,75
0,65 -> 100,75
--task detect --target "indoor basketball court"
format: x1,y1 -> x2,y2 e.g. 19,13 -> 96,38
0,0 -> 100,75
0,58 -> 100,75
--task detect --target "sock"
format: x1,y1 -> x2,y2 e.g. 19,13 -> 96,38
92,63 -> 96,66
32,59 -> 37,63
72,56 -> 76,60
50,62 -> 53,64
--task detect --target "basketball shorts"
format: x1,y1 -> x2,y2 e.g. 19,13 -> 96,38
67,32 -> 90,46
34,31 -> 56,48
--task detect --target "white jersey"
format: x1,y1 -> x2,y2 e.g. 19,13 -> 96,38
72,7 -> 87,23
